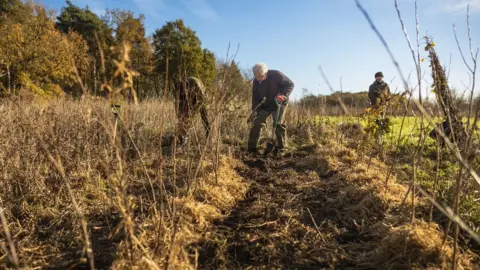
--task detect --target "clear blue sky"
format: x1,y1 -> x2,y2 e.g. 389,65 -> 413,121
42,0 -> 480,101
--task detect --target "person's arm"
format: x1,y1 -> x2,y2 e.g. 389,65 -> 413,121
251,83 -> 259,110
200,106 -> 210,137
368,85 -> 376,105
277,71 -> 294,97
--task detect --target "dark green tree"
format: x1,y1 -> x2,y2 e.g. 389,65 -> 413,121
215,60 -> 248,102
56,0 -> 114,96
56,1 -> 113,50
104,9 -> 156,99
153,19 -> 215,97
200,49 -> 216,88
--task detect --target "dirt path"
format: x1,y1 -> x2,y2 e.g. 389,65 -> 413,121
195,137 -> 480,269
197,146 -> 365,269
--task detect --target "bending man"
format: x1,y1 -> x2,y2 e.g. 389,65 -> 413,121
247,63 -> 294,156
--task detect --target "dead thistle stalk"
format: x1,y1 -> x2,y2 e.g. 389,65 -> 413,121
0,207 -> 19,269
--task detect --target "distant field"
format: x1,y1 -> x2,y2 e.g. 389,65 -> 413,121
313,115 -> 479,144
314,115 -> 431,134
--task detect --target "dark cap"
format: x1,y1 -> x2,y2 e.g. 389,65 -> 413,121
375,72 -> 384,78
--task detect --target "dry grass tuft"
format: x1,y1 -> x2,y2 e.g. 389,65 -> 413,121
338,122 -> 365,140
171,198 -> 222,230
294,155 -> 330,175
364,221 -> 475,269
194,156 -> 249,210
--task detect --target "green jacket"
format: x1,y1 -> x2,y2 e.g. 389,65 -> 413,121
368,80 -> 390,106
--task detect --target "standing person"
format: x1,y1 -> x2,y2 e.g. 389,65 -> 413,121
368,72 -> 391,159
368,71 -> 391,108
247,63 -> 294,156
173,76 -> 210,147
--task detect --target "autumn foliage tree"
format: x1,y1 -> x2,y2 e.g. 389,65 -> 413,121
0,0 -> 21,19
0,0 -> 88,97
0,2 -> 218,101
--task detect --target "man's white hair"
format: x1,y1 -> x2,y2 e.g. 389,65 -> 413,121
252,63 -> 268,75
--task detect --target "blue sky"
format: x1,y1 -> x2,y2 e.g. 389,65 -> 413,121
41,0 -> 480,101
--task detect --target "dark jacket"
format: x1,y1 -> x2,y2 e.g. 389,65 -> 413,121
174,76 -> 210,137
368,80 -> 390,106
251,70 -> 294,111
175,76 -> 206,114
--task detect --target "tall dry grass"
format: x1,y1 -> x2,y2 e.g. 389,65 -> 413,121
0,98 -> 173,268
0,91 -> 314,269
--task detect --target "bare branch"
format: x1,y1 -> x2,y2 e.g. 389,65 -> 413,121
466,4 -> 477,63
394,0 -> 419,71
458,3 -> 478,158
356,0 -> 408,91
416,186 -> 480,244
453,24 -> 473,73
414,0 -> 423,105
0,208 -> 19,269
447,53 -> 452,80
318,65 -> 350,115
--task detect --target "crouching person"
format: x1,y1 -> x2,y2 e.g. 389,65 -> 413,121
247,63 -> 294,157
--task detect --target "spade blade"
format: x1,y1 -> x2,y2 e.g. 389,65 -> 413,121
264,142 -> 275,156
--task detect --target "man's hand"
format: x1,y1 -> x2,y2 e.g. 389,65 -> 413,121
247,110 -> 258,126
276,95 -> 287,103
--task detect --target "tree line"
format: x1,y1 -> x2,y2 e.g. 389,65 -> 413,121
0,0 -> 249,101
297,90 -> 480,116
2,0 -> 476,113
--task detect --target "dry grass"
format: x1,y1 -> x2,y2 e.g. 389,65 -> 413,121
306,134 -> 477,269
0,98 -> 248,269
0,98 -> 478,269
362,221 -> 476,269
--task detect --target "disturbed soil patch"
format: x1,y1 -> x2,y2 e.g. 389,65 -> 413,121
196,144 -> 477,270
196,147 -> 383,269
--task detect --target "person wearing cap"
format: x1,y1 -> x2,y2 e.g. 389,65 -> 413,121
368,71 -> 391,107
247,63 -> 294,156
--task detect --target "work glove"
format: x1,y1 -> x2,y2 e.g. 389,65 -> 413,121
247,110 -> 258,124
276,95 -> 287,103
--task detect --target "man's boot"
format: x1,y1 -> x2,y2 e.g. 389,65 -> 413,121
177,135 -> 188,148
274,147 -> 287,158
246,148 -> 259,158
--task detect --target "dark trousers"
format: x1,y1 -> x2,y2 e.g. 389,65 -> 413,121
247,106 -> 287,151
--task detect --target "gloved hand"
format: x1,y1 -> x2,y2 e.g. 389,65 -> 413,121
276,95 -> 287,103
247,110 -> 258,124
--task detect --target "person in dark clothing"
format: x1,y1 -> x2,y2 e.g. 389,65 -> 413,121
247,63 -> 294,156
173,76 -> 210,146
428,119 -> 467,147
368,72 -> 391,107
